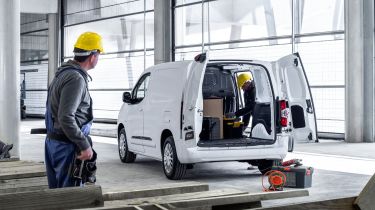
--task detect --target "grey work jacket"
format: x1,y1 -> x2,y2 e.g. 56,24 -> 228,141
47,60 -> 93,151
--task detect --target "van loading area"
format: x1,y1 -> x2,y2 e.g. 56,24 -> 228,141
20,119 -> 375,207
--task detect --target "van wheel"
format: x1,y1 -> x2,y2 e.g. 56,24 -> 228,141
162,136 -> 186,180
118,128 -> 136,163
257,159 -> 275,175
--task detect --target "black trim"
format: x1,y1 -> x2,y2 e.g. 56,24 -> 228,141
310,85 -> 345,88
174,30 -> 344,50
64,10 -> 154,27
197,138 -> 274,148
21,18 -> 48,26
174,0 -> 218,8
131,136 -> 152,141
60,0 -> 65,63
294,52 -> 319,142
180,99 -> 183,132
23,89 -> 47,92
130,72 -> 151,103
90,88 -> 132,92
63,48 -> 155,60
22,88 -> 132,92
65,0 -> 140,16
21,59 -> 49,64
21,28 -> 48,35
171,0 -> 176,61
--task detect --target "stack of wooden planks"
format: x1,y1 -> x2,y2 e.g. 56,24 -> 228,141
0,159 -> 313,210
0,159 -> 103,210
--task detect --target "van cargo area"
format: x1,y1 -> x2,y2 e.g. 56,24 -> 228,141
198,62 -> 275,147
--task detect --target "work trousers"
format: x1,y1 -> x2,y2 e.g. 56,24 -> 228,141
45,138 -> 75,188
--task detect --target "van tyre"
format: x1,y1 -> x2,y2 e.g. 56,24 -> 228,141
163,136 -> 186,180
118,128 -> 136,163
257,159 -> 275,175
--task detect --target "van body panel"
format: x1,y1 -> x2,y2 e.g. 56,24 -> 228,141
273,54 -> 318,142
143,62 -> 192,158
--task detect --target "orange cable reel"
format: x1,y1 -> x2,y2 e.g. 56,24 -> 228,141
262,170 -> 286,192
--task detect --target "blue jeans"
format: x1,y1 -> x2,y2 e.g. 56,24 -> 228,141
45,138 -> 76,188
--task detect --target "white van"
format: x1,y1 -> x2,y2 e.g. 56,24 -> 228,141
117,53 -> 317,180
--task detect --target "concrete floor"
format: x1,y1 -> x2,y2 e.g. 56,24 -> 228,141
19,119 -> 375,207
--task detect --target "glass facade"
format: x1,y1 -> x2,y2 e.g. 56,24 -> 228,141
63,0 -> 154,119
174,0 -> 345,134
21,0 -> 345,134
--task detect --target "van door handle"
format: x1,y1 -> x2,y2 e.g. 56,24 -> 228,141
139,108 -> 143,112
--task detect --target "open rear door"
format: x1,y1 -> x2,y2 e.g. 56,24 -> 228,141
182,53 -> 209,141
274,53 -> 318,142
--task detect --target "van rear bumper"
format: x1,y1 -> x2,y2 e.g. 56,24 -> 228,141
177,135 -> 289,163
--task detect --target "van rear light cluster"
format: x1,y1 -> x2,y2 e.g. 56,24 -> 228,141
280,100 -> 289,127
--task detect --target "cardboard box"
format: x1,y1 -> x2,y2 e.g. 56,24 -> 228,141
203,99 -> 223,138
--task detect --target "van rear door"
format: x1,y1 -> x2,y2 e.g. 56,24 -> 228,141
273,53 -> 318,142
182,53 -> 209,141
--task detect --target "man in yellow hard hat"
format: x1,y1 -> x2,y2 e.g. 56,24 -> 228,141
226,73 -> 256,128
44,32 -> 103,188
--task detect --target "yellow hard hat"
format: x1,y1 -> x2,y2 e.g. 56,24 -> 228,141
237,73 -> 252,89
74,32 -> 104,54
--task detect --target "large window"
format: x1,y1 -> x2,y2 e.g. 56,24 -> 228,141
63,0 -> 154,119
174,0 -> 345,134
21,14 -> 49,116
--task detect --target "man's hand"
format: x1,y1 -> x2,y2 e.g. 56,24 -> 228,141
77,147 -> 93,160
225,112 -> 236,118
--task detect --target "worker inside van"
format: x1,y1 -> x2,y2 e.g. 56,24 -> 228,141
225,73 -> 256,129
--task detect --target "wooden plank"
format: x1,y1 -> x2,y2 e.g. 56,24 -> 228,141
106,188 -> 247,207
0,160 -> 44,168
103,182 -> 209,201
0,157 -> 19,162
0,176 -> 48,194
0,176 -> 47,189
0,185 -> 104,210
0,164 -> 46,173
254,196 -> 357,210
354,173 -> 375,210
0,164 -> 46,180
0,185 -> 49,194
92,189 -> 307,210
163,190 -> 309,209
0,171 -> 46,180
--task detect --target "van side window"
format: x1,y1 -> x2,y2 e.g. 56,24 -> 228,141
132,73 -> 150,103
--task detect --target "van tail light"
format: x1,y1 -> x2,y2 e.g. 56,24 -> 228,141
280,100 -> 288,127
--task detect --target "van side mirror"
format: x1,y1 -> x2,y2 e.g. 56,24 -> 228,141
122,92 -> 132,103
